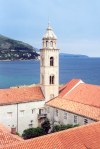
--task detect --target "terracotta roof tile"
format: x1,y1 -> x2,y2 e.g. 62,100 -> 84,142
64,83 -> 100,108
59,79 -> 82,97
46,97 -> 100,121
0,86 -> 44,105
1,122 -> 100,149
0,124 -> 22,147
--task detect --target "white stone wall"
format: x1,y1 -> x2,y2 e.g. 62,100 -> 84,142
46,106 -> 96,127
0,104 -> 17,128
40,49 -> 59,101
0,100 -> 45,135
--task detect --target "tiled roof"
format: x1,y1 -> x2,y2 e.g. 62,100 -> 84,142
59,79 -> 82,97
64,83 -> 100,108
46,97 -> 100,121
48,80 -> 100,120
0,124 -> 22,147
0,86 -> 44,105
1,122 -> 100,149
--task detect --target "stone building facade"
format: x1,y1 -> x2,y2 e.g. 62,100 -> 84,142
46,106 -> 96,127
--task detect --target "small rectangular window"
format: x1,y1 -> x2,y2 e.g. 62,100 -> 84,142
55,109 -> 58,116
64,112 -> 67,119
7,112 -> 12,118
32,109 -> 35,114
39,109 -> 44,115
20,110 -> 24,117
74,115 -> 77,123
29,123 -> 33,128
84,118 -> 88,124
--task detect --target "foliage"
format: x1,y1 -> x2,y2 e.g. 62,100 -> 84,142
52,124 -> 79,132
22,127 -> 45,139
41,118 -> 51,134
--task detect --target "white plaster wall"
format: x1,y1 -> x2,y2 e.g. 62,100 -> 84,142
0,104 -> 17,128
0,100 -> 45,135
18,100 -> 45,134
46,106 -> 96,127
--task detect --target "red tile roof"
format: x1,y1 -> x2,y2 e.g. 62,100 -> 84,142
46,97 -> 100,121
59,79 -> 82,97
0,124 -> 22,147
47,80 -> 100,121
1,122 -> 100,149
64,83 -> 100,108
0,86 -> 44,105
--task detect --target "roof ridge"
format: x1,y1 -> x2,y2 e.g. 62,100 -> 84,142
59,79 -> 83,97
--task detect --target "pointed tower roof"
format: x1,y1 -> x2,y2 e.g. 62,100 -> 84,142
43,24 -> 57,40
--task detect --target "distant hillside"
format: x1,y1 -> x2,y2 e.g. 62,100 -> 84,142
0,34 -> 39,60
60,53 -> 89,58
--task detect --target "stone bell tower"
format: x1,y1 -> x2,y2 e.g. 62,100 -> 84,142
40,24 -> 59,102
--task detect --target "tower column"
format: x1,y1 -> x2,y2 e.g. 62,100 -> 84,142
40,24 -> 59,102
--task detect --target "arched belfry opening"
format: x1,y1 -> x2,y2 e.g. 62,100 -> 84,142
50,57 -> 54,66
49,75 -> 55,84
46,41 -> 48,47
50,41 -> 53,47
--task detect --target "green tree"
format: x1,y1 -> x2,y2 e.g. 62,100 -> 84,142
22,127 -> 45,139
41,118 -> 51,134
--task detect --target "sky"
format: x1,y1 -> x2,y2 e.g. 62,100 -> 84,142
0,0 -> 100,57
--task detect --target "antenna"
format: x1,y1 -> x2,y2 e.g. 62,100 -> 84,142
48,17 -> 50,27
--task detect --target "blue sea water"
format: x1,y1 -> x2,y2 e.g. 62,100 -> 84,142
0,56 -> 100,88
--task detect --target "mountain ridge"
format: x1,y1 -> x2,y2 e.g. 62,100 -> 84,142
0,34 -> 39,60
60,53 -> 89,58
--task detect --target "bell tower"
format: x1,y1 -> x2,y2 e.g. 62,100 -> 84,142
40,24 -> 59,102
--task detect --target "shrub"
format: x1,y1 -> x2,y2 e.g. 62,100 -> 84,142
41,118 -> 51,134
22,127 -> 45,139
52,124 -> 79,132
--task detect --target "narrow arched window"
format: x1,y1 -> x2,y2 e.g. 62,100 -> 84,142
49,75 -> 54,84
50,41 -> 53,47
50,57 -> 54,66
52,75 -> 54,84
46,41 -> 48,47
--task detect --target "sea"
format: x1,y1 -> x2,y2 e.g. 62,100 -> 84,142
0,56 -> 100,88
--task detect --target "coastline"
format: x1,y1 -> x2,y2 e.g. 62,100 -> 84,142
0,59 -> 39,62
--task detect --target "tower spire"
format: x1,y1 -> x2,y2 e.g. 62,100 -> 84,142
43,24 -> 57,40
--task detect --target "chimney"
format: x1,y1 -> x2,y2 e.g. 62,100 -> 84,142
11,125 -> 16,135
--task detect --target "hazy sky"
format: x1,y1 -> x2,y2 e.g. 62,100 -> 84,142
0,0 -> 100,57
